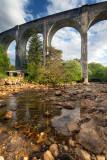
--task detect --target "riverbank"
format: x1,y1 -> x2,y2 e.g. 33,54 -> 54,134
0,82 -> 107,160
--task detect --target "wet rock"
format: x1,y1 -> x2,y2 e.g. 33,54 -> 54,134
96,155 -> 105,160
43,150 -> 54,160
55,91 -> 62,96
57,153 -> 71,160
6,143 -> 17,152
4,111 -> 13,119
76,148 -> 91,160
67,120 -> 80,133
81,99 -> 96,109
23,156 -> 29,160
62,102 -> 75,109
0,132 -> 9,143
99,100 -> 107,108
77,127 -> 104,154
68,138 -> 76,147
0,156 -> 4,160
29,151 -> 41,159
49,144 -> 59,157
36,132 -> 47,144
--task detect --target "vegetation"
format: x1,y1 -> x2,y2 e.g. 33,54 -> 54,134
0,45 -> 10,78
26,33 -> 82,85
88,62 -> 107,82
1,32 -> 107,84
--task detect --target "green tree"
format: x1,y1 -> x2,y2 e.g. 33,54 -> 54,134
0,45 -> 10,73
63,60 -> 82,83
88,62 -> 106,82
37,47 -> 64,85
27,33 -> 43,81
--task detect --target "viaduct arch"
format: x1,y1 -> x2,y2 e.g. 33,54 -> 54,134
0,1 -> 107,83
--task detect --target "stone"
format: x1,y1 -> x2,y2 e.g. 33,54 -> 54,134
67,120 -> 80,133
76,148 -> 91,160
81,99 -> 96,109
4,111 -> 13,119
0,156 -> 4,160
99,100 -> 107,108
49,144 -> 59,157
55,91 -> 62,96
68,138 -> 76,147
96,155 -> 105,160
77,127 -> 104,154
43,150 -> 54,160
23,156 -> 29,160
57,154 -> 71,160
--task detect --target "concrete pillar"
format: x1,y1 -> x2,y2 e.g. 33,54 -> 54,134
81,32 -> 88,84
43,21 -> 48,66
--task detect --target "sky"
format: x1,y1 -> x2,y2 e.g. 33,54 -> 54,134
0,0 -> 107,65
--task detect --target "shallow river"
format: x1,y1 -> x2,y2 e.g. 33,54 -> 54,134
0,89 -> 80,142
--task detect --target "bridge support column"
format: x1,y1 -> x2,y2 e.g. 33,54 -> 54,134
43,21 -> 48,66
15,40 -> 26,70
81,32 -> 88,84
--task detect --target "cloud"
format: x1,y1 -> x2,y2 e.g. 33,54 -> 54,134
47,0 -> 107,66
0,0 -> 33,32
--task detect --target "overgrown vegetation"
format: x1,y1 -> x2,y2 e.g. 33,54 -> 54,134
88,62 -> 107,82
26,33 -> 82,85
0,45 -> 10,78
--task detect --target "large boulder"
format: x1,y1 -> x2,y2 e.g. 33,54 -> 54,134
77,125 -> 104,154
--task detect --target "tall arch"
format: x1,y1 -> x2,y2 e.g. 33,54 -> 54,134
47,19 -> 82,48
89,10 -> 107,29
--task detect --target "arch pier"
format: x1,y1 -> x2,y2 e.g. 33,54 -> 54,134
0,1 -> 107,83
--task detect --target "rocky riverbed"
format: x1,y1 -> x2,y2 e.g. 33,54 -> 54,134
0,82 -> 107,160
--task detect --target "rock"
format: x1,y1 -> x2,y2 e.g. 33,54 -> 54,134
23,156 -> 29,160
55,91 -> 62,96
62,101 -> 75,109
81,99 -> 96,109
68,138 -> 76,147
0,156 -> 4,160
96,155 -> 105,160
63,145 -> 69,152
43,150 -> 54,160
76,149 -> 91,160
67,120 -> 80,133
37,132 -> 47,144
4,111 -> 13,119
57,154 -> 71,160
77,127 -> 104,154
49,144 -> 59,157
99,100 -> 107,108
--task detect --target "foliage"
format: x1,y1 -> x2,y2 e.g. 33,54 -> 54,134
88,62 -> 107,82
0,45 -> 10,74
26,33 -> 43,81
63,60 -> 82,83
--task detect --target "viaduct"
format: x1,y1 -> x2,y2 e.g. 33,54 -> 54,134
0,1 -> 107,83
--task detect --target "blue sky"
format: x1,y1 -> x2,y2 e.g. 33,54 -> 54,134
0,0 -> 107,65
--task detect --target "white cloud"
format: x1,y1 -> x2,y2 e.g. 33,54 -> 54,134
47,0 -> 107,66
0,0 -> 33,32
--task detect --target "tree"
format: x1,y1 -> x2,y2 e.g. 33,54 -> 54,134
0,45 -> 10,73
88,62 -> 106,82
37,47 -> 64,85
26,32 -> 43,81
63,60 -> 82,82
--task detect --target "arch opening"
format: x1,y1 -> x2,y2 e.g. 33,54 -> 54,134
7,40 -> 16,67
50,26 -> 82,82
51,27 -> 81,61
88,20 -> 107,82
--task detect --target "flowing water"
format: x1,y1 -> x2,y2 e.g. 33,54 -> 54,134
0,89 -> 80,142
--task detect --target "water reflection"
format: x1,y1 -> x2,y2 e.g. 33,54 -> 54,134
0,91 -> 80,137
52,107 -> 80,135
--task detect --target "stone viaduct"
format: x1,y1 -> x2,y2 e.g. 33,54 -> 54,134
0,1 -> 107,83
